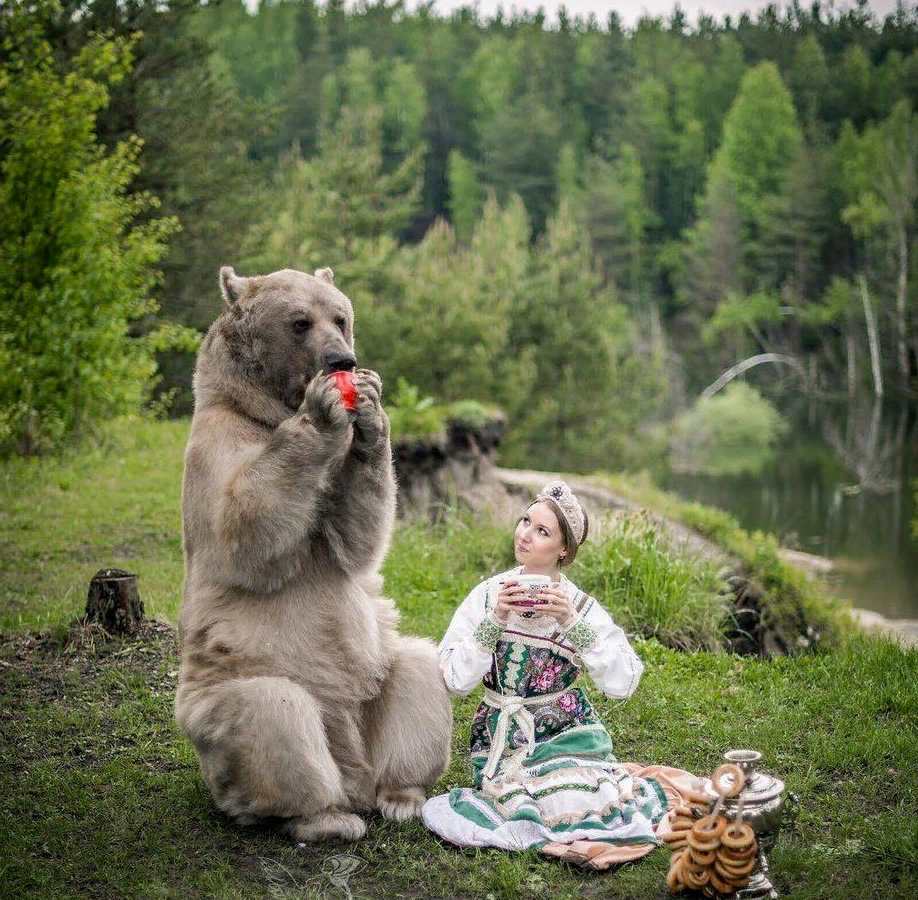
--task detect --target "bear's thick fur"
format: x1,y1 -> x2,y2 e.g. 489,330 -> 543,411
174,266 -> 452,842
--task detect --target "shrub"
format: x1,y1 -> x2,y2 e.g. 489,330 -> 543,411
0,8 -> 195,455
669,382 -> 788,476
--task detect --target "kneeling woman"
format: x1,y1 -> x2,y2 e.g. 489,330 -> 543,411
422,480 -> 667,852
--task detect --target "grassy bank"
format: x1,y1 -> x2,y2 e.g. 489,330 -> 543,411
2,419 -> 917,899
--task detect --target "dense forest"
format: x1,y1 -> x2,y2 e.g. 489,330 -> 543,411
2,0 -> 917,487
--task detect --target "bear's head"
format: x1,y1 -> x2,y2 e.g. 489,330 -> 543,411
217,266 -> 356,409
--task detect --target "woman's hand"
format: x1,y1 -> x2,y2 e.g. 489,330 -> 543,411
532,583 -> 576,626
492,579 -> 532,623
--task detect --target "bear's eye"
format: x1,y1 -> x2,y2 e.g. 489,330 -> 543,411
335,316 -> 347,332
292,318 -> 312,334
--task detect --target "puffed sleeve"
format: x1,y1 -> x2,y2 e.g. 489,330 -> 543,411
561,591 -> 643,700
438,578 -> 503,696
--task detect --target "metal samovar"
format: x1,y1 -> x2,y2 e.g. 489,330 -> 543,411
711,749 -> 796,899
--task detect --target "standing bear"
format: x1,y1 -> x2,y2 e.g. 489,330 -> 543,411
175,266 -> 452,842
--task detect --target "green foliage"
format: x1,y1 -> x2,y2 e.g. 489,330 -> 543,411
244,94 -> 424,377
385,383 -> 501,442
708,62 -> 803,229
588,470 -> 850,648
840,99 -> 918,240
11,0 -> 918,473
576,512 -> 732,651
679,59 -> 805,345
446,399 -> 501,430
376,195 -> 535,415
701,290 -> 783,345
384,378 -> 445,440
672,501 -> 742,546
669,382 -> 788,476
798,276 -> 856,327
447,149 -> 485,244
0,7 -> 189,456
248,102 -> 422,273
567,145 -> 656,312
502,199 -> 665,473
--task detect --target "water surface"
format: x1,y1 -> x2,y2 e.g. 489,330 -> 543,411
664,437 -> 918,619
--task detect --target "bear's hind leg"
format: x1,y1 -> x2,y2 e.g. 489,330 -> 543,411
363,636 -> 452,822
177,676 -> 366,841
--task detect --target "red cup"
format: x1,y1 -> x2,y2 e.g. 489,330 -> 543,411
328,371 -> 358,413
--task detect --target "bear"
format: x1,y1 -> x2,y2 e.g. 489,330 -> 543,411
174,265 -> 452,842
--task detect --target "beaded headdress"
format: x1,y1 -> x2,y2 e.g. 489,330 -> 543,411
535,480 -> 586,546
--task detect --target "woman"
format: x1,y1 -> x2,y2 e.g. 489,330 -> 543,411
421,480 -> 668,853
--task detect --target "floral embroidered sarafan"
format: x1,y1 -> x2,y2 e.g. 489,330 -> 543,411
423,567 -> 667,851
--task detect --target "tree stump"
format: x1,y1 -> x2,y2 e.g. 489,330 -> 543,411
84,568 -> 144,636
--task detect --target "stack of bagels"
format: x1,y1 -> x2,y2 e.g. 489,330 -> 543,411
662,762 -> 758,896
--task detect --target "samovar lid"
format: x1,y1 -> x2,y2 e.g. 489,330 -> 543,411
723,748 -> 785,804
740,769 -> 785,803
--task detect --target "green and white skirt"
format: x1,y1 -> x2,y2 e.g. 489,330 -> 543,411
422,724 -> 668,851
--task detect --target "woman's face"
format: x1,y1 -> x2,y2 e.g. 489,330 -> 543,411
514,501 -> 566,573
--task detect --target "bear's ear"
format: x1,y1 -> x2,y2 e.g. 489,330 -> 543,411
314,266 -> 335,284
219,266 -> 247,308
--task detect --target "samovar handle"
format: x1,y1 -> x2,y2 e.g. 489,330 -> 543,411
781,791 -> 800,836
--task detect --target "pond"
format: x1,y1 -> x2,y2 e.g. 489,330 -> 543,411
664,430 -> 918,620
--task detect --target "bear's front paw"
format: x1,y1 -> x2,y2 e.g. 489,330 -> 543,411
301,372 -> 353,432
353,370 -> 389,447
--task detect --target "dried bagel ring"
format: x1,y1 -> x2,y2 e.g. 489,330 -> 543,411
671,804 -> 697,819
718,843 -> 758,862
715,856 -> 757,879
692,814 -> 727,840
665,835 -> 689,851
666,862 -> 686,893
669,815 -> 694,831
682,865 -> 710,891
721,822 -> 756,850
687,831 -> 720,852
688,846 -> 717,866
711,763 -> 745,798
708,870 -> 736,896
723,874 -> 751,892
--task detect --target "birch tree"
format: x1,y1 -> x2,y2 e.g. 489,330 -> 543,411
840,100 -> 918,396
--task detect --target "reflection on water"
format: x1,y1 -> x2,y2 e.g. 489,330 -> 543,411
664,437 -> 918,619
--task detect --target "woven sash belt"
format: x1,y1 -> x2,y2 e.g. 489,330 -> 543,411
481,686 -> 570,781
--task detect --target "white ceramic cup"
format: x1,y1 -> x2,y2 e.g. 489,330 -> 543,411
512,573 -> 550,606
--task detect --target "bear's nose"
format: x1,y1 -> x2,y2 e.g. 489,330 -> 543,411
325,351 -> 357,373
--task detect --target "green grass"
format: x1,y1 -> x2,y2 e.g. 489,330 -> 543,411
0,417 -> 188,630
1,418 -> 917,898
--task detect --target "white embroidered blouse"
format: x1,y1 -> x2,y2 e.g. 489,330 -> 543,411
438,566 -> 644,699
